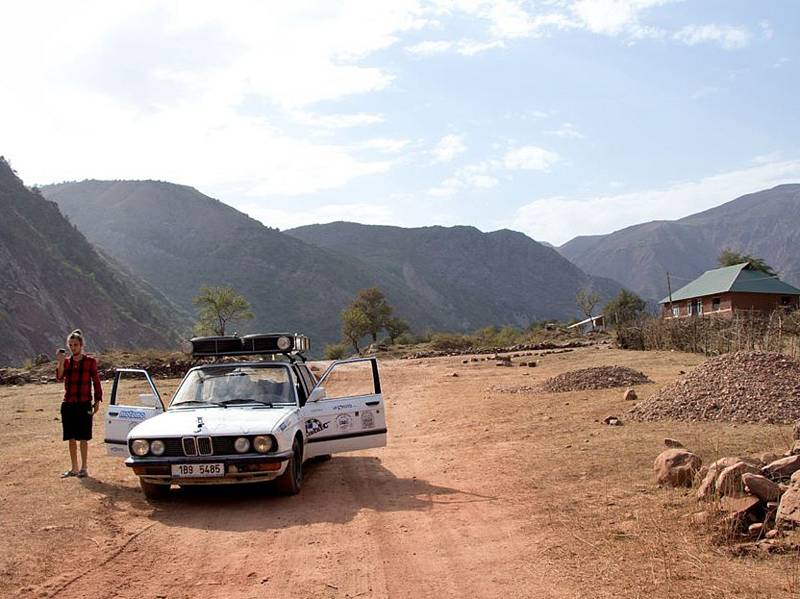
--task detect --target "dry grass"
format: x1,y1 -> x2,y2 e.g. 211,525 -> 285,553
2,345 -> 799,598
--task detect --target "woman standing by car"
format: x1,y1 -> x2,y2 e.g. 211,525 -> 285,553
56,329 -> 103,478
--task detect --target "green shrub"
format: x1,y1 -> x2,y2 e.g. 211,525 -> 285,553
324,342 -> 349,360
430,333 -> 473,352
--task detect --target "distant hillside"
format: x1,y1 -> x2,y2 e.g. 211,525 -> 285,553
41,180 -> 450,347
559,185 -> 800,300
287,222 -> 621,326
0,159 -> 183,366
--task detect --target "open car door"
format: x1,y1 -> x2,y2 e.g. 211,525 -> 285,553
302,357 -> 386,459
104,368 -> 165,457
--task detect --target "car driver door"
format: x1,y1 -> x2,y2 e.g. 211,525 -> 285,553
301,357 -> 386,459
105,368 -> 165,457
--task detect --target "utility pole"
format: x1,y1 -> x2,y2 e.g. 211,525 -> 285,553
666,272 -> 674,318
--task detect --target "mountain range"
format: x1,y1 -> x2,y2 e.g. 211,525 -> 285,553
39,180 -> 617,356
0,159 -> 183,365
558,185 -> 800,301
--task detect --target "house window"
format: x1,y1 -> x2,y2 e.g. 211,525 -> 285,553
781,296 -> 791,306
695,299 -> 703,316
672,305 -> 680,318
687,300 -> 693,315
712,297 -> 721,311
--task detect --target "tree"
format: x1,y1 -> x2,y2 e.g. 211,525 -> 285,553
385,317 -> 410,344
351,287 -> 393,343
576,287 -> 601,330
717,249 -> 776,276
604,289 -> 647,326
193,285 -> 254,336
341,305 -> 371,354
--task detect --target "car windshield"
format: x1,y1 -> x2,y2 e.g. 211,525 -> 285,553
170,365 -> 295,408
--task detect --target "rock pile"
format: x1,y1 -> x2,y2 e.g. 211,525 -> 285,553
655,426 -> 800,545
631,351 -> 800,424
538,366 -> 652,393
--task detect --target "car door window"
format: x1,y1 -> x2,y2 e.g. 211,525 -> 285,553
318,360 -> 377,400
112,370 -> 162,408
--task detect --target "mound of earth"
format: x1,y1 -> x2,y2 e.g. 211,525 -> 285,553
538,366 -> 652,392
630,351 -> 800,424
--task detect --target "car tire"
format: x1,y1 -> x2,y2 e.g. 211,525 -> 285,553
140,479 -> 170,500
275,439 -> 303,495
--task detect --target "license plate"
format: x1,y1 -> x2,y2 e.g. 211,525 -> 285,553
171,463 -> 224,478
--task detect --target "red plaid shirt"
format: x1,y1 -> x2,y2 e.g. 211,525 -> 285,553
57,355 -> 103,404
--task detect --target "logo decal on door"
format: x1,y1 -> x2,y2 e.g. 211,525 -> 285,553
335,414 -> 352,431
361,410 -> 375,429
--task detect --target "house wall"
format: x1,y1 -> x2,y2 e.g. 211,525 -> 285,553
662,292 -> 798,319
662,293 -> 733,319
731,292 -> 800,313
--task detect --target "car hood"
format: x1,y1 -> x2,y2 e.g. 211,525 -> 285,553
128,406 -> 296,439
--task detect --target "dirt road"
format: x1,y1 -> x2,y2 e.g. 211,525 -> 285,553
2,348 -> 798,598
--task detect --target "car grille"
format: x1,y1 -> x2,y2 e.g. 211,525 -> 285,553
153,436 -> 247,457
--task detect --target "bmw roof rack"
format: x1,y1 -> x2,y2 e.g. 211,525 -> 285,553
183,333 -> 310,362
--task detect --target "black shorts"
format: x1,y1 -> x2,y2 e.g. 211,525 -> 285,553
61,402 -> 93,441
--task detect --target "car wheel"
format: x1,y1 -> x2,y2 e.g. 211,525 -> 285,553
140,479 -> 170,500
275,439 -> 303,495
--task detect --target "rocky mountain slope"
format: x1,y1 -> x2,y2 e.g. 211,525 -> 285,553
559,185 -> 800,300
0,159 -> 183,365
42,180 -> 451,347
43,182 -> 619,348
287,222 -> 621,327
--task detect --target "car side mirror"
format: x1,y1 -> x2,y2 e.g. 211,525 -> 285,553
138,394 -> 161,410
308,386 -> 326,403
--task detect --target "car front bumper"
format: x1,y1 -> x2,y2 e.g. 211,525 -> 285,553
125,450 -> 293,485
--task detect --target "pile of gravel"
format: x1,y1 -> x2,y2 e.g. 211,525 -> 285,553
630,351 -> 800,424
538,366 -> 652,392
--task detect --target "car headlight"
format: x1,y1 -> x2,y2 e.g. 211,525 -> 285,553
150,439 -> 166,456
234,437 -> 250,453
276,336 -> 291,351
131,439 -> 150,456
253,435 -> 272,453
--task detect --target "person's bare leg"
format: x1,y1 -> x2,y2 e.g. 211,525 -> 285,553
79,440 -> 88,472
68,440 -> 79,472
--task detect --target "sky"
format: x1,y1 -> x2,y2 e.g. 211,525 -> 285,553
2,0 -> 799,245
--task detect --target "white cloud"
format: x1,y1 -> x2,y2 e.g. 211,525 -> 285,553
406,40 -> 454,56
406,37 -> 504,56
571,0 -> 673,37
289,112 -> 385,129
429,162 -> 498,196
674,24 -> 752,50
545,122 -> 585,139
503,146 -> 560,171
357,138 -> 413,153
511,158 -> 800,245
431,134 -> 468,163
0,1 -> 427,198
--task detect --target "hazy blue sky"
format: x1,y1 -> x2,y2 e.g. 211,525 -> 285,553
2,1 -> 798,244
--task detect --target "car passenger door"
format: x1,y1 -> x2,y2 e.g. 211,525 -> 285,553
105,369 -> 165,457
301,357 -> 386,458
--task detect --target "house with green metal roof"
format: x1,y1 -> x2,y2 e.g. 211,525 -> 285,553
660,262 -> 800,319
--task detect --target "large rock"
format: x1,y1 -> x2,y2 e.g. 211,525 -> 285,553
623,388 -> 637,401
742,473 -> 783,503
793,420 -> 800,441
717,462 -> 760,497
776,480 -> 800,528
654,448 -> 701,488
696,456 -> 762,500
697,457 -> 737,500
762,455 -> 800,480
